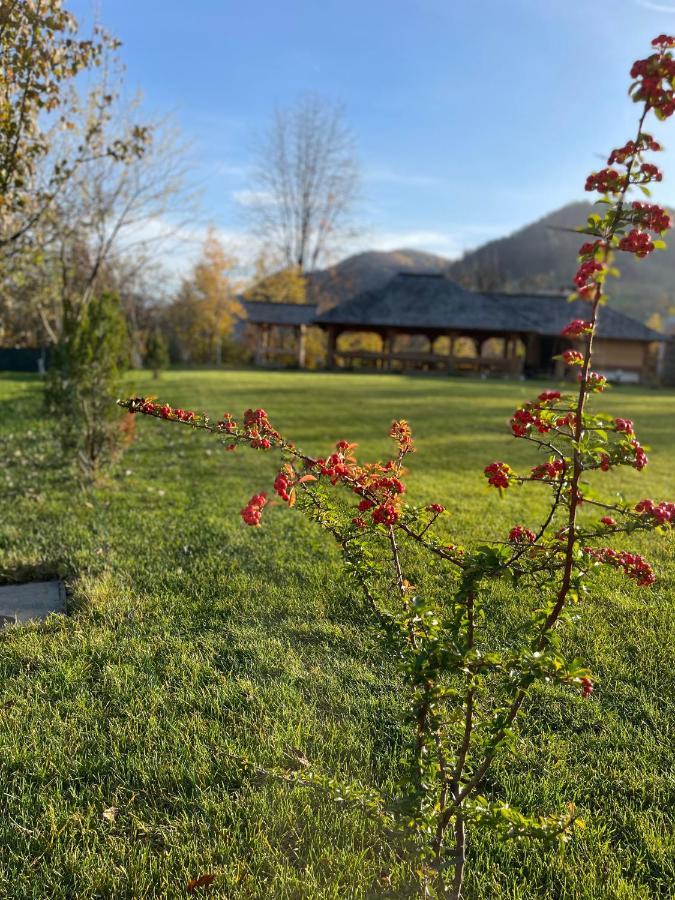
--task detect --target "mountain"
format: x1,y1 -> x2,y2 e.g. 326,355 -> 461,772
307,248 -> 449,309
448,202 -> 675,323
306,204 -> 675,324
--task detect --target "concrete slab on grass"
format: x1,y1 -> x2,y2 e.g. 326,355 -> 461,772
0,580 -> 66,625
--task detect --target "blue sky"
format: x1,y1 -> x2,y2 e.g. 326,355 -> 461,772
71,0 -> 675,269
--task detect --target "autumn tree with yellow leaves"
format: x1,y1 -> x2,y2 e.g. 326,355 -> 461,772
168,228 -> 244,364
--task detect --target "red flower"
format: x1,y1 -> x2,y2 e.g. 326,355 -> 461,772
583,372 -> 607,391
640,162 -> 663,182
273,473 -> 291,502
600,516 -> 616,527
574,259 -> 606,294
635,498 -> 675,524
563,349 -> 584,366
652,34 -> 675,49
585,168 -> 626,194
240,492 -> 267,526
426,503 -> 445,514
508,525 -> 536,544
390,420 -> 414,452
580,677 -> 593,699
631,201 -> 671,233
484,461 -> 511,489
531,459 -> 565,480
618,230 -> 655,257
561,319 -> 593,338
631,440 -> 648,470
614,417 -> 634,435
586,546 -> 655,586
538,391 -> 561,403
372,503 -> 399,526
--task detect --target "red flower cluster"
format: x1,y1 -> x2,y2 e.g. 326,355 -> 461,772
243,408 -> 280,449
372,503 -> 399,526
585,168 -> 626,194
511,407 -> 550,437
126,398 -> 201,423
584,372 -> 607,392
607,134 -> 661,165
273,472 -> 292,502
484,461 -> 511,489
574,259 -> 605,296
531,459 -> 565,481
580,676 -> 594,699
508,525 -> 536,544
635,498 -> 675,524
630,41 -> 675,118
561,319 -> 593,338
562,349 -> 584,366
614,417 -> 634,434
618,230 -> 654,257
640,162 -> 663,182
631,440 -> 648,470
538,390 -> 562,403
652,34 -> 675,48
631,201 -> 671,233
586,546 -> 656,586
426,503 -> 445,514
217,412 -> 236,434
578,239 -> 606,258
241,492 -> 267,526
390,420 -> 414,453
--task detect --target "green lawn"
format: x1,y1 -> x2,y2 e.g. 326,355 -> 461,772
0,369 -> 673,899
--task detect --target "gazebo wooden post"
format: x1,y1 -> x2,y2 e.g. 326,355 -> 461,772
380,331 -> 391,370
297,324 -> 307,369
326,326 -> 338,369
255,323 -> 270,367
447,332 -> 458,373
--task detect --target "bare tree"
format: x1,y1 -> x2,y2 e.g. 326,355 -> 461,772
9,81 -> 198,349
245,95 -> 359,272
0,2 -> 149,252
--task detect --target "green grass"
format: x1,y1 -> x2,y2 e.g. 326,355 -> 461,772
0,369 -> 673,899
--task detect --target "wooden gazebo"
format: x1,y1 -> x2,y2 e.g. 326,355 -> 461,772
312,273 -> 662,382
241,300 -> 317,368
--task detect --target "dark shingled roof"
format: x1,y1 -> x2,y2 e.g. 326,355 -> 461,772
486,292 -> 662,342
241,300 -> 317,326
314,274 -> 662,342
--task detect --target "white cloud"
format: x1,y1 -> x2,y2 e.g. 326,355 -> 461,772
120,216 -> 510,286
635,0 -> 675,11
351,223 -> 507,260
357,229 -> 463,259
233,188 -> 276,207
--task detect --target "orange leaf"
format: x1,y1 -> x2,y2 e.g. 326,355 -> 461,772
187,874 -> 216,893
288,488 -> 296,507
296,474 -> 317,484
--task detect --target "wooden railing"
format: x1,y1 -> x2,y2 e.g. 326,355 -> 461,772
335,350 -> 523,376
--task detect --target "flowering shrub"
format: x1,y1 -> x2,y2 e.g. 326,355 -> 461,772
120,37 -> 675,899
